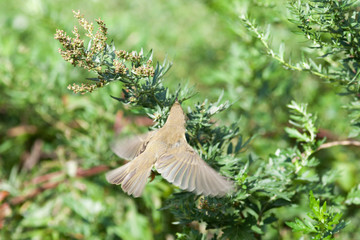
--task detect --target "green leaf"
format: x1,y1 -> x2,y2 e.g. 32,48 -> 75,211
285,127 -> 309,142
286,218 -> 317,233
345,184 -> 360,205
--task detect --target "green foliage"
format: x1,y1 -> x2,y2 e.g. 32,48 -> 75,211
55,11 -> 174,106
243,0 -> 360,137
54,10 -> 336,240
285,101 -> 317,144
53,11 -> 241,169
345,184 -> 360,205
288,0 -> 360,87
2,0 -> 360,239
286,191 -> 346,240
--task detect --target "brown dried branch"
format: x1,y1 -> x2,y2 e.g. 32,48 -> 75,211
76,165 -> 109,177
7,125 -> 37,137
10,181 -> 62,205
29,171 -> 63,186
22,139 -> 43,171
317,140 -> 360,151
8,165 -> 109,206
292,139 -> 360,163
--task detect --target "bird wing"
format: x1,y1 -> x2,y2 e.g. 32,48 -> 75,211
155,141 -> 233,196
111,130 -> 157,160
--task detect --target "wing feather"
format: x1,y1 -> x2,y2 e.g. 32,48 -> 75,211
155,141 -> 233,196
198,164 -> 211,195
111,131 -> 157,160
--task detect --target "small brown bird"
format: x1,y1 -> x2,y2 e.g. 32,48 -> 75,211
106,100 -> 233,197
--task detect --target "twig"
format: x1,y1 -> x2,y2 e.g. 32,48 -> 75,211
240,16 -> 338,82
8,165 -> 109,206
22,139 -> 43,171
10,181 -> 62,205
317,140 -> 360,151
29,171 -> 63,185
292,140 -> 360,164
76,165 -> 109,177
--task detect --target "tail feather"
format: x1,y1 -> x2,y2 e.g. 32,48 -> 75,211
106,161 -> 152,197
106,164 -> 129,185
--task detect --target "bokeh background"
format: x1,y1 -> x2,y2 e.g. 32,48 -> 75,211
1,0 -> 359,239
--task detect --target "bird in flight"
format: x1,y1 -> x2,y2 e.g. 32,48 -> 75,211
106,100 -> 233,197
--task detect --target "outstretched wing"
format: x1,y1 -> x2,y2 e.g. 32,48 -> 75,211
111,130 -> 157,160
155,141 -> 233,196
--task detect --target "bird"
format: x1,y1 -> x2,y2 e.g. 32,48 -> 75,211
106,100 -> 233,197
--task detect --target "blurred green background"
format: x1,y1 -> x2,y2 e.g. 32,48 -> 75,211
1,0 -> 359,239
